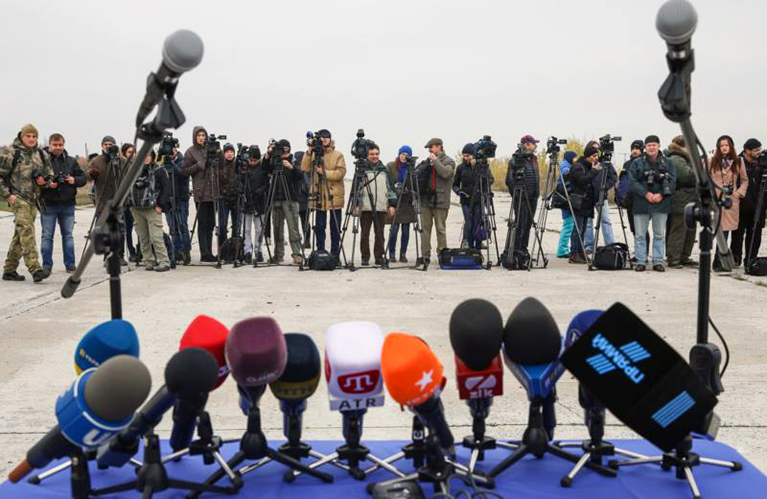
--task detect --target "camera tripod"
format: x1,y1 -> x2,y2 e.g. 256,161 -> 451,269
339,159 -> 390,271
189,149 -> 223,268
389,158 -> 426,271
253,157 -> 301,268
744,170 -> 767,272
530,152 -> 563,269
588,157 -> 633,270
471,160 -> 501,269
501,169 -> 545,270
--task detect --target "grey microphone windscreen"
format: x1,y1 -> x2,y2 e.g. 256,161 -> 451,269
84,355 -> 152,422
163,30 -> 204,73
656,0 -> 697,45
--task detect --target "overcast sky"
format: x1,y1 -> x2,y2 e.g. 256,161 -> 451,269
1,0 -> 762,163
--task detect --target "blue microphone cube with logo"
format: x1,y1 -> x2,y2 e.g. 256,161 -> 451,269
561,302 -> 717,451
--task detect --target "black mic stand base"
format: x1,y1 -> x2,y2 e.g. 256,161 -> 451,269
285,442 -> 405,482
555,439 -> 646,487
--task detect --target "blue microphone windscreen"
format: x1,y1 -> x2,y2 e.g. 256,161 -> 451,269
75,320 -> 140,374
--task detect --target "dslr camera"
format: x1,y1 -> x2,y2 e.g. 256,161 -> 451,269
474,135 -> 497,160
158,133 -> 179,159
644,169 -> 673,197
546,136 -> 568,155
598,134 -> 622,163
351,129 -> 375,161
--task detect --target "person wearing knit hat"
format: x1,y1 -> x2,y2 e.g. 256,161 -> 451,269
555,151 -> 578,258
453,143 -> 493,251
731,138 -> 765,267
386,146 -> 417,262
621,141 -> 649,252
664,135 -> 698,268
1,124 -> 54,283
567,148 -> 601,264
627,134 -> 676,272
217,143 -> 240,259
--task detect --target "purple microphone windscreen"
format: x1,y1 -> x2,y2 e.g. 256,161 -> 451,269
226,317 -> 287,387
504,297 -> 561,365
449,298 -> 503,370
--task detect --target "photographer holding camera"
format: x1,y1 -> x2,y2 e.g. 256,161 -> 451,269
628,135 -> 676,272
40,133 -> 86,273
240,147 -> 268,263
130,150 -> 171,272
182,126 -> 220,262
301,129 -> 346,258
568,146 -> 601,264
732,138 -> 765,267
159,137 -> 191,265
355,144 -> 396,266
264,139 -> 304,265
665,135 -> 698,268
419,138 -> 456,266
218,143 -> 240,257
583,139 -> 618,254
453,143 -> 494,250
505,135 -> 540,252
1,124 -> 53,283
87,135 -> 129,266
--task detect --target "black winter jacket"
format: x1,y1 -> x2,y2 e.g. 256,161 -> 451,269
241,163 -> 269,214
264,155 -> 303,202
740,156 -> 767,220
568,157 -> 599,217
130,163 -> 171,211
453,161 -> 494,205
506,154 -> 540,199
41,149 -> 86,206
162,152 -> 189,203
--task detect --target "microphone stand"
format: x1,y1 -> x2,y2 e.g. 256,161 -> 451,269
608,28 -> 742,499
361,416 -> 428,476
459,398 -> 516,474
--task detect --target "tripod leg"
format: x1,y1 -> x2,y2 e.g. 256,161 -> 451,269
237,456 -> 271,475
683,466 -> 702,499
561,452 -> 592,487
488,444 -> 528,477
362,451 -> 404,474
365,454 -> 406,477
547,444 -> 616,477
698,457 -> 743,470
268,448 -> 333,482
212,451 -> 241,484
310,450 -> 351,472
285,451 -> 339,481
28,459 -> 72,484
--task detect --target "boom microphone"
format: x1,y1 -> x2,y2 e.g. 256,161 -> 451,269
74,319 -> 140,374
179,315 -> 230,388
135,30 -> 204,127
9,356 -> 151,483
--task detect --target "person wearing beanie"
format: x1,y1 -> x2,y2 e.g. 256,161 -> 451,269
301,128 -> 346,258
567,147 -> 602,264
0,124 -> 54,283
665,135 -> 698,268
420,138 -> 456,266
265,139 -> 304,265
182,126 -> 219,262
580,140 -> 617,255
453,142 -> 494,251
217,143 -> 240,260
505,135 -> 541,254
628,134 -> 676,272
620,140 -> 649,253
555,150 -> 578,258
130,150 -> 172,272
732,138 -> 764,267
386,145 -> 417,262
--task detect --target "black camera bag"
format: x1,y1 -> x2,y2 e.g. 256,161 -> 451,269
438,248 -> 483,269
746,257 -> 767,276
308,250 -> 337,271
500,248 -> 530,270
593,242 -> 629,270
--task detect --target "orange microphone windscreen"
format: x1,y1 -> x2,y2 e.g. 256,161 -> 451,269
381,332 -> 443,407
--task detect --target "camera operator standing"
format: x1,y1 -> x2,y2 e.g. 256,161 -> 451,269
240,148 -> 268,263
585,139 -> 618,254
556,150 -> 578,258
130,150 -> 171,272
301,129 -> 346,258
568,146 -> 601,264
160,140 -> 191,265
420,138 -> 456,266
1,124 -> 53,283
356,144 -> 397,266
505,135 -> 540,252
453,143 -> 494,250
265,139 -> 304,265
628,135 -> 676,272
40,133 -> 86,273
708,135 -> 748,271
621,140 -> 649,251
386,146 -> 416,262
732,138 -> 765,267
218,143 -> 240,258
182,126 -> 219,263
665,135 -> 698,268
88,135 -> 128,266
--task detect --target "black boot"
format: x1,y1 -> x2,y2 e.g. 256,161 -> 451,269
2,270 -> 25,281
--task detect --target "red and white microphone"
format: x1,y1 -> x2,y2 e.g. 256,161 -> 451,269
456,355 -> 504,400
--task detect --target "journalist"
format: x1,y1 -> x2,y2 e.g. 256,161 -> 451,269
568,146 -> 601,264
182,126 -> 218,262
121,143 -> 138,263
356,144 -> 396,266
265,139 -> 304,265
1,124 -> 53,283
293,151 -> 311,249
506,135 -> 540,252
732,138 -> 765,267
130,150 -> 171,272
584,140 -> 617,254
218,143 -> 240,257
301,129 -> 346,258
241,150 -> 269,264
556,150 -> 578,258
420,138 -> 456,266
161,144 -> 191,265
665,135 -> 698,268
453,143 -> 494,251
88,135 -> 128,266
386,145 -> 416,262
40,133 -> 86,273
628,135 -> 676,272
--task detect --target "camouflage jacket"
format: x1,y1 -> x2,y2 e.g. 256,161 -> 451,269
0,138 -> 53,202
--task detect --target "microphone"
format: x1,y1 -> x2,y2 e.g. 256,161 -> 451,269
656,0 -> 697,50
269,333 -> 321,443
74,319 -> 140,374
97,347 -> 219,468
325,322 -> 385,412
135,29 -> 204,127
9,356 -> 151,482
179,315 -> 230,389
450,298 -> 504,400
381,332 -> 454,455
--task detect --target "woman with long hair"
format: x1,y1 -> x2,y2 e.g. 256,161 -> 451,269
708,135 -> 749,270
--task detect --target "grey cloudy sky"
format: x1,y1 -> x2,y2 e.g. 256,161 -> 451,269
1,0 -> 762,162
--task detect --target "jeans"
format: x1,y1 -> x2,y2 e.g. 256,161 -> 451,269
557,210 -> 573,257
124,207 -> 136,256
40,204 -> 76,270
387,223 -> 410,256
633,212 -> 668,265
243,213 -> 264,255
571,215 -> 589,256
217,200 -> 240,247
584,200 -> 614,251
315,209 -> 342,256
165,199 -> 191,253
461,202 -> 483,250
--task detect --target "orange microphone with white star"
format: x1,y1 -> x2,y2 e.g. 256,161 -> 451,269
381,332 -> 454,455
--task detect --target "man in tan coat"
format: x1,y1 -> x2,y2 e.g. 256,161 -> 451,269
420,138 -> 456,266
301,129 -> 346,257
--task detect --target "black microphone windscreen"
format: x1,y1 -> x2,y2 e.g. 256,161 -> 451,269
226,317 -> 287,387
278,333 -> 321,383
449,299 -> 503,370
165,348 -> 219,398
162,30 -> 204,73
84,356 -> 152,422
656,0 -> 697,45
504,297 -> 561,365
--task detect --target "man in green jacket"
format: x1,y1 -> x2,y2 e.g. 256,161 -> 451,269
665,136 -> 698,268
420,138 -> 456,266
356,144 -> 396,266
0,124 -> 53,283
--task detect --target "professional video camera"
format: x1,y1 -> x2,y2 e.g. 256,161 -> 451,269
306,131 -> 324,158
474,135 -> 497,160
597,134 -> 622,162
204,133 -> 226,154
158,132 -> 179,159
758,150 -> 767,169
510,143 -> 535,183
546,136 -> 568,155
236,143 -> 260,165
644,169 -> 673,197
351,129 -> 375,161
106,144 -> 120,157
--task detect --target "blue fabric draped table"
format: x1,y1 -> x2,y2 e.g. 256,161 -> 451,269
1,439 -> 764,498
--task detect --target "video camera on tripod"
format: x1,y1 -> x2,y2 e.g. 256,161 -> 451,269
546,137 -> 568,156
474,135 -> 497,161
236,143 -> 260,168
351,129 -> 375,162
158,132 -> 179,160
597,134 -> 621,163
204,133 -> 226,155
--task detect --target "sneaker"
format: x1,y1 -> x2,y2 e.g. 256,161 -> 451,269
145,264 -> 155,271
361,260 -> 370,266
389,253 -> 396,262
43,265 -> 52,273
66,266 -> 77,274
292,255 -> 303,266
33,268 -> 51,283
399,254 -> 408,263
422,257 -> 430,268
556,253 -> 569,259
669,261 -> 683,269
257,252 -> 264,263
201,255 -> 217,263
568,253 -> 587,264
653,263 -> 665,272
154,265 -> 170,272
635,264 -> 646,272
2,271 -> 25,281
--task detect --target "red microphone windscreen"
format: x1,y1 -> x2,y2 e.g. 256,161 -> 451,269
179,315 -> 230,389
226,317 -> 287,387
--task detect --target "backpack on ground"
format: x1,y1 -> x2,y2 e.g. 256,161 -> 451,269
308,250 -> 337,271
593,242 -> 630,270
438,248 -> 483,270
746,257 -> 767,276
499,248 -> 530,270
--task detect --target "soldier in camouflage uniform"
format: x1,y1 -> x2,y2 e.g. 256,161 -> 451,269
0,124 -> 53,283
